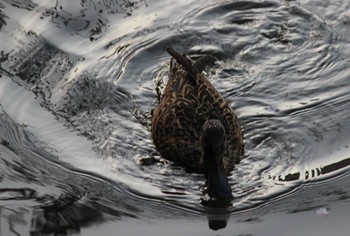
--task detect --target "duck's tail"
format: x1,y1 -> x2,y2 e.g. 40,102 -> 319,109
166,47 -> 216,81
166,47 -> 193,70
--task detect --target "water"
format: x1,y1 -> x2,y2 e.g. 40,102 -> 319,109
0,0 -> 350,235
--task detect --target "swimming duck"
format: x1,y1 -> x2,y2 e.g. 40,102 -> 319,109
151,48 -> 244,201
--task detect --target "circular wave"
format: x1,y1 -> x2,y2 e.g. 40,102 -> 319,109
1,0 -> 350,225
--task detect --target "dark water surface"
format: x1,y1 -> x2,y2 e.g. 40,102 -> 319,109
1,0 -> 350,235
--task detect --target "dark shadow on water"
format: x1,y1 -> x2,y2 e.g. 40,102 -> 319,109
0,194 -> 135,236
269,157 -> 350,182
30,195 -> 136,235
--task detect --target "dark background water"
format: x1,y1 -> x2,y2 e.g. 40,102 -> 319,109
1,0 -> 350,235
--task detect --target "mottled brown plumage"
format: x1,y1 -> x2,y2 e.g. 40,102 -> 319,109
151,48 -> 244,199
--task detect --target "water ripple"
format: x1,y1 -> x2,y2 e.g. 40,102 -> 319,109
1,0 -> 350,234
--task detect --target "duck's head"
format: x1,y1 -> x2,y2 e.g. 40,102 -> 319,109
201,120 -> 233,202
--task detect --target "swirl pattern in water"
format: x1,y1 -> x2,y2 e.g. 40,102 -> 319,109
1,0 -> 350,234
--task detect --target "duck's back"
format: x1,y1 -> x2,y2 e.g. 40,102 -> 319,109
151,51 -> 243,173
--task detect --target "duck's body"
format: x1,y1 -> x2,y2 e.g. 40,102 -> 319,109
151,48 -> 244,200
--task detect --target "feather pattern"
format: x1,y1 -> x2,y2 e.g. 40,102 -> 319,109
151,48 -> 244,174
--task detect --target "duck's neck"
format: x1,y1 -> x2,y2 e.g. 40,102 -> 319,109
204,150 -> 233,201
201,119 -> 233,201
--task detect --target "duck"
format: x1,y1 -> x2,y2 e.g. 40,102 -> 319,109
151,47 -> 244,201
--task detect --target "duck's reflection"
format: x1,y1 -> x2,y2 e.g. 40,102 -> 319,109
201,197 -> 232,231
207,213 -> 230,231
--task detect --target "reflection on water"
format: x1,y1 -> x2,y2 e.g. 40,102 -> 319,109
1,0 -> 350,235
271,156 -> 350,182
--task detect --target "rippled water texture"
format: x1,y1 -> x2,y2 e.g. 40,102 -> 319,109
1,0 -> 350,235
